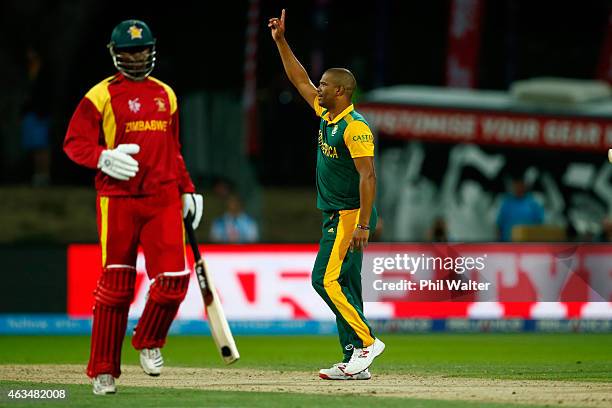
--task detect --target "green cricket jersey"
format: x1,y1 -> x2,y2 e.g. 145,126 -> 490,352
313,98 -> 375,211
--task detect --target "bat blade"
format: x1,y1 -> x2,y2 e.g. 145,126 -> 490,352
195,259 -> 240,364
184,217 -> 239,365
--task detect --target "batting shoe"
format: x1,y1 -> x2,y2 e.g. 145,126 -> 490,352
344,338 -> 385,375
319,363 -> 371,380
92,374 -> 116,395
140,348 -> 163,376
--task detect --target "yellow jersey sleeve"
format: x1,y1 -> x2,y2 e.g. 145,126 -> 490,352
313,96 -> 324,117
84,76 -> 114,114
344,121 -> 375,158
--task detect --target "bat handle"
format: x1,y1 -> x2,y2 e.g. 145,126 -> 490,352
183,215 -> 202,263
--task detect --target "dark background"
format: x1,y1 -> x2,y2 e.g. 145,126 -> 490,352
0,0 -> 610,187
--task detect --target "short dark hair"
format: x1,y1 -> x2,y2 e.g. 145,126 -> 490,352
324,68 -> 356,96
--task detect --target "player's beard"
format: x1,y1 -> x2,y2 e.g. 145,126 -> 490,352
318,94 -> 331,109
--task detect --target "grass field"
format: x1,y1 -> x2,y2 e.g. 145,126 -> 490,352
1,334 -> 611,407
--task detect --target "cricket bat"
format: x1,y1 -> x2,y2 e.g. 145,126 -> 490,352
184,217 -> 240,364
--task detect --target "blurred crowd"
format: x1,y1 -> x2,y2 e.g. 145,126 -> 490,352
380,143 -> 612,243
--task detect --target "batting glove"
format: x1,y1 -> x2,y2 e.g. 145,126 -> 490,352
182,193 -> 204,230
97,144 -> 140,181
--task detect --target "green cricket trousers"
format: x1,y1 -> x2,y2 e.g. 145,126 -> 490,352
311,207 -> 378,363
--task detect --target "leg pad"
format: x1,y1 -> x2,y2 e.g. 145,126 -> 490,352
87,267 -> 135,378
132,273 -> 189,350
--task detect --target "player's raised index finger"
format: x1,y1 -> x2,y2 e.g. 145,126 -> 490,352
281,8 -> 286,24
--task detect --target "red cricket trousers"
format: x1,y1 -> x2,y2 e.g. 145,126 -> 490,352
97,184 -> 186,277
87,184 -> 188,378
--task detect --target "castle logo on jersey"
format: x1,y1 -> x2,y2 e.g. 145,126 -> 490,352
128,98 -> 141,113
125,120 -> 169,133
318,130 -> 338,158
128,25 -> 143,40
352,134 -> 374,143
331,125 -> 338,136
154,97 -> 167,112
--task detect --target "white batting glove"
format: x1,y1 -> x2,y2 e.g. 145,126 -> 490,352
97,144 -> 140,181
182,193 -> 204,230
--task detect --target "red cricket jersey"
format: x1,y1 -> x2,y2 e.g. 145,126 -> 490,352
64,73 -> 195,196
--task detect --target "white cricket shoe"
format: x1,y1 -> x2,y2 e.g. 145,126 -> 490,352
344,338 -> 385,375
319,363 -> 371,380
140,348 -> 163,376
92,374 -> 116,395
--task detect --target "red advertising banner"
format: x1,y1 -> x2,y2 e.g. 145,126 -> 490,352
359,103 -> 612,152
445,0 -> 483,88
597,8 -> 612,83
67,243 -> 612,320
243,0 -> 260,155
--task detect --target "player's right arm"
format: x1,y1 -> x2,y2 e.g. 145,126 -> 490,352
269,9 -> 318,112
64,88 -> 139,181
64,97 -> 106,169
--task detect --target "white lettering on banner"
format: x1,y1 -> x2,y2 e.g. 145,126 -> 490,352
380,111 -> 398,133
519,254 -> 572,302
208,254 -> 334,320
481,117 -> 539,143
363,302 -> 395,319
375,110 -> 476,139
584,255 -> 612,302
129,252 -> 337,321
365,252 -> 436,302
471,254 -> 518,303
359,105 -> 612,151
91,245 -> 612,321
543,121 -> 601,147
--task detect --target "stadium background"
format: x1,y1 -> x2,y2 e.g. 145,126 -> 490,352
0,1 -> 611,407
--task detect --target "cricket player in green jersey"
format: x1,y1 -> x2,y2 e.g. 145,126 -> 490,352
269,9 -> 385,380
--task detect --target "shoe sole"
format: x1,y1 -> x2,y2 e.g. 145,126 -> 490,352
142,369 -> 161,377
319,373 -> 371,380
93,389 -> 116,395
140,356 -> 162,377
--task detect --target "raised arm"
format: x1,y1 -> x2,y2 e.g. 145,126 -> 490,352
268,9 -> 318,110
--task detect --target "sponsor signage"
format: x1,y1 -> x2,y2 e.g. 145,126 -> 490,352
359,104 -> 612,151
67,244 -> 612,320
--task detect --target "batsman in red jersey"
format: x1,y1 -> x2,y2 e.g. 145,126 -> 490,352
64,19 -> 203,395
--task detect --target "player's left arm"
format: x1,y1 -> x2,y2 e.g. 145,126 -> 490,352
345,121 -> 376,251
171,111 -> 195,194
159,83 -> 196,194
352,156 -> 376,251
171,110 -> 204,229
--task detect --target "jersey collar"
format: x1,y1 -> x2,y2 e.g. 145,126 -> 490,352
322,104 -> 354,124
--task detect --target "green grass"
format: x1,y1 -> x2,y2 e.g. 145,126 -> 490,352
2,334 -> 610,407
0,381 -> 565,408
1,334 -> 611,382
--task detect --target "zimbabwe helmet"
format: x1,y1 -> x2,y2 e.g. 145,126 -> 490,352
107,19 -> 156,80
